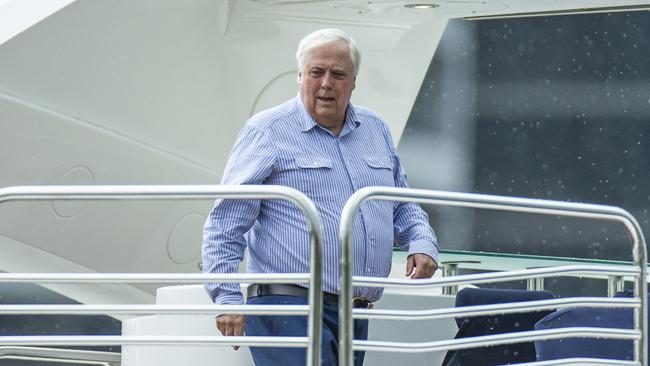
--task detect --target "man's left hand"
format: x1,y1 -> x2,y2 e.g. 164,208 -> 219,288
406,253 -> 438,279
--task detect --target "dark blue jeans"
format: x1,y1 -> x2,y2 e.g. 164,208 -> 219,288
245,294 -> 369,366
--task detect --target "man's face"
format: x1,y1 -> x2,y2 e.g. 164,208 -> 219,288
299,40 -> 356,134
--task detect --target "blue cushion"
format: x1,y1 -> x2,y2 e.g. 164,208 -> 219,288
442,288 -> 555,366
534,306 -> 634,361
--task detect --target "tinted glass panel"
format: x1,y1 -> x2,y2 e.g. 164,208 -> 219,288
400,12 -> 650,264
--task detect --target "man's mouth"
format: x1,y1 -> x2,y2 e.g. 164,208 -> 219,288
317,96 -> 335,103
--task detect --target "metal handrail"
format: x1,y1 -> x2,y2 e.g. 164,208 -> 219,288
0,185 -> 324,366
0,335 -> 308,347
353,264 -> 639,288
338,187 -> 648,366
510,358 -> 640,366
356,327 -> 640,353
0,303 -> 309,316
0,357 -> 111,366
0,346 -> 120,365
353,296 -> 639,320
7,296 -> 633,317
0,272 -> 309,283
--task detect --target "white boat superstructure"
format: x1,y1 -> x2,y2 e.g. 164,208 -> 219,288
1,0 -> 650,365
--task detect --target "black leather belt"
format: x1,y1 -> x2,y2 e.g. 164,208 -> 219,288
247,284 -> 374,309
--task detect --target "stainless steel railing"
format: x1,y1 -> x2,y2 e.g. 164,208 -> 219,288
0,346 -> 120,365
512,358 -> 639,365
338,187 -> 648,366
0,185 -> 324,366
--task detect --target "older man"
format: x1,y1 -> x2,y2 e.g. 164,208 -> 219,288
202,28 -> 439,366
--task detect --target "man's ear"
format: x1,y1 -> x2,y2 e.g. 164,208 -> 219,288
297,72 -> 301,84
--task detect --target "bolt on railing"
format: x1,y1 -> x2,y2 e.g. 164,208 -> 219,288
0,185 -> 324,366
338,187 -> 648,366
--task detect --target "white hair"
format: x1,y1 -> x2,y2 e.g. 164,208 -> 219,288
296,28 -> 360,76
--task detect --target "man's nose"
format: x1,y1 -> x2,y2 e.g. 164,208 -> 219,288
321,73 -> 333,89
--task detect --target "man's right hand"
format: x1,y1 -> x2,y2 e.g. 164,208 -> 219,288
216,314 -> 245,350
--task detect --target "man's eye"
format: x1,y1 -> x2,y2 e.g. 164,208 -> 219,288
310,70 -> 323,77
333,72 -> 346,79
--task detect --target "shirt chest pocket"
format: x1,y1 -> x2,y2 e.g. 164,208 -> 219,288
295,156 -> 333,170
274,156 -> 335,201
362,155 -> 394,187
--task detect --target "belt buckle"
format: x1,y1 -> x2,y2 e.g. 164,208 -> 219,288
352,297 -> 374,309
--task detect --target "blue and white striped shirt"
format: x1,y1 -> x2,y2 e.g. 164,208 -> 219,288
202,96 -> 438,304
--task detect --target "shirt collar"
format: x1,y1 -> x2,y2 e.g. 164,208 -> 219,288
295,95 -> 361,136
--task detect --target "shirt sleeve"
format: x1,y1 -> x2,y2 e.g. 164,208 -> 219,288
382,124 -> 440,264
202,124 -> 276,304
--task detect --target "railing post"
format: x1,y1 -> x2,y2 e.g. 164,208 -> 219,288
441,261 -> 481,295
608,275 -> 626,297
526,277 -> 545,291
441,263 -> 459,295
526,267 -> 546,291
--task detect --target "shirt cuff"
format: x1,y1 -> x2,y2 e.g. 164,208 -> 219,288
407,240 -> 440,265
214,293 -> 245,306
